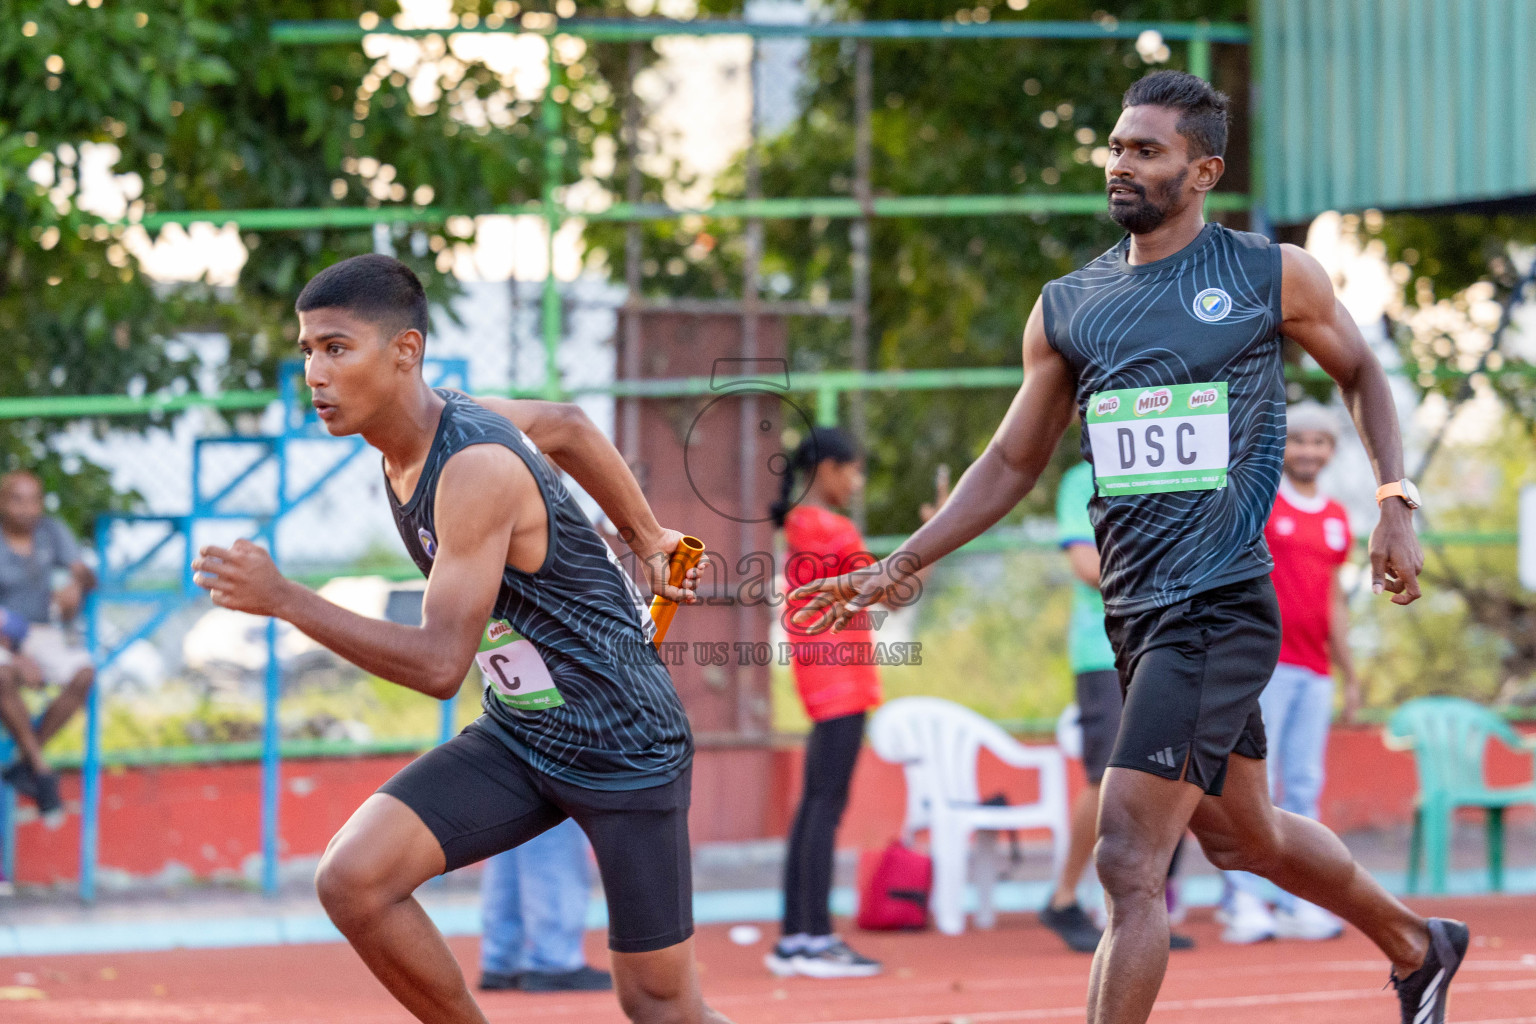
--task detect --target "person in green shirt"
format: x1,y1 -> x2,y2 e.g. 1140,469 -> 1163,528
1039,462 -> 1192,953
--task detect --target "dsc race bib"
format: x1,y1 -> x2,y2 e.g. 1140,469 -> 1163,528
1086,382 -> 1230,496
475,619 -> 565,711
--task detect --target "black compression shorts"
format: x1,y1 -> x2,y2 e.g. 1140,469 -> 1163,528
1104,575 -> 1281,796
1074,669 -> 1124,785
378,718 -> 694,953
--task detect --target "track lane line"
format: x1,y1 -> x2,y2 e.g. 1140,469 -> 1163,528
768,977 -> 1536,1024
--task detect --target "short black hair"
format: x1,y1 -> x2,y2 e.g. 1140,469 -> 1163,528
1122,70 -> 1230,159
295,254 -> 429,341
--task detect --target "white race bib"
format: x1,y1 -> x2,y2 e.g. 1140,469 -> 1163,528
1086,382 -> 1230,496
475,620 -> 565,711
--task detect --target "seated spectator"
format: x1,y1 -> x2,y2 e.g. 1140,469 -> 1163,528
0,471 -> 96,821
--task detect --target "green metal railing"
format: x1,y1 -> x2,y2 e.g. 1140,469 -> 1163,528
7,363 -> 1534,427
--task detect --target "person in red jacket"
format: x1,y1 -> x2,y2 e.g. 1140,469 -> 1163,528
764,427 -> 943,979
1220,401 -> 1361,944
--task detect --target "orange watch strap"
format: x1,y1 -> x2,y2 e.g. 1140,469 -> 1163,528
1375,481 -> 1406,505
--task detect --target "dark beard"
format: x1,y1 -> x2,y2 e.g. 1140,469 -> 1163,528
1107,168 -> 1188,234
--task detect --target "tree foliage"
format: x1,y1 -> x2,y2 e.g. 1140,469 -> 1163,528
1,0 -> 615,521
677,0 -> 1250,534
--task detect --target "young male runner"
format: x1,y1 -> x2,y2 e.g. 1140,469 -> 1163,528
792,71 -> 1466,1024
192,254 -> 732,1024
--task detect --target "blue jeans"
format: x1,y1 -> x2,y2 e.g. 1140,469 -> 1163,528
1226,662 -> 1334,912
479,818 -> 593,975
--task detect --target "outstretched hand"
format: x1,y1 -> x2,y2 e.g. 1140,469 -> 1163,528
191,539 -> 296,617
788,557 -> 914,634
633,527 -> 710,606
1369,503 -> 1423,606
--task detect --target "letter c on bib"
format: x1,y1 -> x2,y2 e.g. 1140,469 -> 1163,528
1176,422 -> 1197,465
487,653 -> 521,691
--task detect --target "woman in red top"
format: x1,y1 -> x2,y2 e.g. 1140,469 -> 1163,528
765,428 -> 943,979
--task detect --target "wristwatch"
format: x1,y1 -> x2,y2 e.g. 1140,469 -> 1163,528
1375,479 -> 1421,510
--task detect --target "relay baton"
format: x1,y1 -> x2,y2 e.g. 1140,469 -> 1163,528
649,535 -> 706,646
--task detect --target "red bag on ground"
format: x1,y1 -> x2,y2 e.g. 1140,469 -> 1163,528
855,839 -> 932,931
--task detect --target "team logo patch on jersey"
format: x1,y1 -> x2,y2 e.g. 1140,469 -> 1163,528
1192,287 -> 1233,323
417,528 -> 437,558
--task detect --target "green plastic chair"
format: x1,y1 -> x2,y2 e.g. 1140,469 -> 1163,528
1386,696 -> 1536,895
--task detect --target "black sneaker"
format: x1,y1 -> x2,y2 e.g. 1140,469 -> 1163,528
34,772 -> 63,820
1169,931 -> 1196,951
1390,918 -> 1469,1024
1,760 -> 38,799
1040,902 -> 1103,953
478,970 -> 523,991
792,938 -> 882,979
517,966 -> 613,992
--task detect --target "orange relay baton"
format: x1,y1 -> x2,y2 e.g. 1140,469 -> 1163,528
649,535 -> 706,646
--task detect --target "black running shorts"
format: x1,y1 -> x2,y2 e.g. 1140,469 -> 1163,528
379,718 -> 694,953
1103,575 -> 1281,796
1074,669 -> 1124,785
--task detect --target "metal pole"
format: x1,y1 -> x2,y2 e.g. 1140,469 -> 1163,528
817,386 -> 840,427
849,38 -> 873,528
78,517 -> 107,902
260,617 -> 281,895
1189,22 -> 1211,81
736,38 -> 764,735
622,41 -> 644,464
541,43 -> 566,401
136,190 -> 1253,233
1249,0 -> 1273,237
259,440 -> 286,897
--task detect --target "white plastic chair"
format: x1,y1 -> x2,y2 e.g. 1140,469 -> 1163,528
869,696 -> 1070,935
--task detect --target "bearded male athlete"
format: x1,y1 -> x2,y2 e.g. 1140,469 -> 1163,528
192,254 -> 732,1024
792,71 -> 1465,1024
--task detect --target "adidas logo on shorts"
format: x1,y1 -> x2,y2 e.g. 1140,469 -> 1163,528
1147,747 -> 1179,768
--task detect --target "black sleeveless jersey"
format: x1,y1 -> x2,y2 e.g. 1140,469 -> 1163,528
386,389 -> 692,790
1041,223 -> 1287,615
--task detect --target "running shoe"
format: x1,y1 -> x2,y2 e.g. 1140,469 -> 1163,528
1390,918 -> 1469,1024
764,941 -> 801,977
1274,901 -> 1344,941
786,938 -> 882,979
1169,931 -> 1196,951
477,970 -> 523,991
34,771 -> 64,822
517,966 -> 613,992
1,760 -> 38,799
1040,901 -> 1103,953
1219,889 -> 1277,944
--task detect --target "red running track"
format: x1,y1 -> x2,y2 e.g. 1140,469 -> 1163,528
3,898 -> 1534,1023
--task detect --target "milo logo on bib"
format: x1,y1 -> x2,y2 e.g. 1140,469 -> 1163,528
1086,381 -> 1230,496
1134,388 -> 1172,416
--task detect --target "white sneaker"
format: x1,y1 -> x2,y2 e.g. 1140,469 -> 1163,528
1220,890 -> 1277,944
764,943 -> 800,977
1274,901 -> 1343,940
791,938 -> 882,979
